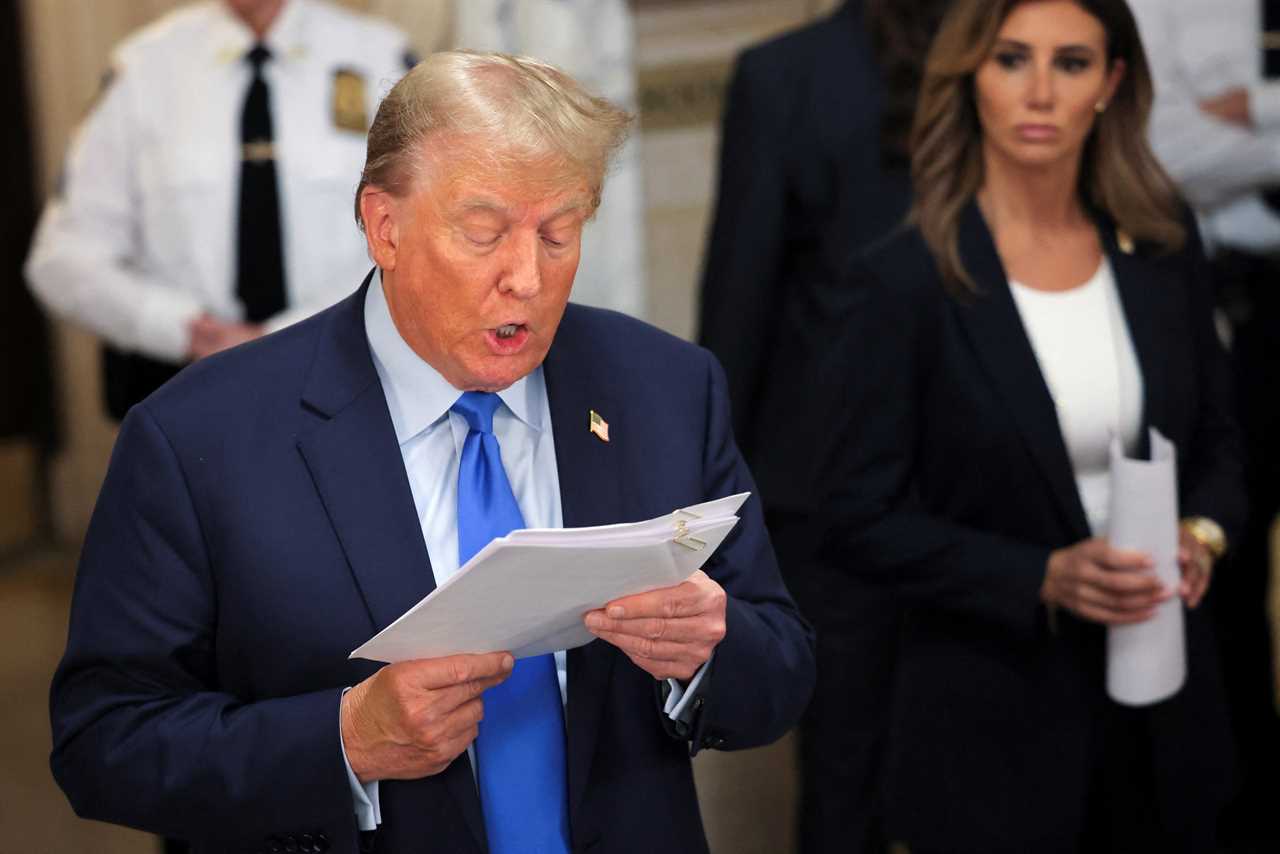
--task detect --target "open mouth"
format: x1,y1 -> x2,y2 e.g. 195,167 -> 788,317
486,323 -> 531,354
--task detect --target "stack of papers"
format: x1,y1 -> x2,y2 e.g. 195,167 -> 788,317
351,493 -> 750,663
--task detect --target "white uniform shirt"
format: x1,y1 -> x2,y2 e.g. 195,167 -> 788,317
1009,260 -> 1145,535
1131,0 -> 1280,253
25,0 -> 412,362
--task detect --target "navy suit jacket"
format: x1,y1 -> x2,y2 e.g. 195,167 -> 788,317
50,277 -> 815,854
815,205 -> 1244,851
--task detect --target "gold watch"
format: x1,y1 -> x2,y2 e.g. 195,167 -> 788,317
1181,516 -> 1227,560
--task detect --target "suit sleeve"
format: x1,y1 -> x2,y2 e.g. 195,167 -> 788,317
696,50 -> 794,455
1176,220 -> 1248,543
669,349 -> 816,755
814,266 -> 1050,637
49,405 -> 361,851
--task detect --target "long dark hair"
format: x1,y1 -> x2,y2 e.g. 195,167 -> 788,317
866,0 -> 953,167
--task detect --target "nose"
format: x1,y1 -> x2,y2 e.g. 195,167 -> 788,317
1028,63 -> 1054,110
497,230 -> 542,300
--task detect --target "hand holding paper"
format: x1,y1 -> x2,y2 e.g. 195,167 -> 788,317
340,651 -> 514,783
584,569 -> 728,681
351,493 -> 749,664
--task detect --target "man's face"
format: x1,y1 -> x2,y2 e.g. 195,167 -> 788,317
380,154 -> 591,392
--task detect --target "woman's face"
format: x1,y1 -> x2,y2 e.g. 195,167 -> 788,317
974,0 -> 1124,171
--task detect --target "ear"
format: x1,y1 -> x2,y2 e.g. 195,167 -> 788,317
1102,58 -> 1126,107
359,187 -> 400,272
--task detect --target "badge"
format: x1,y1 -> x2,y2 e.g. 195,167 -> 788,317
332,68 -> 368,133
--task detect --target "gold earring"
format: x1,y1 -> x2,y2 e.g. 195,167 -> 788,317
1095,100 -> 1107,113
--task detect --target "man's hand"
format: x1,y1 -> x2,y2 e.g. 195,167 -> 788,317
1200,87 -> 1253,128
187,314 -> 265,360
1177,526 -> 1215,609
584,570 -> 727,681
1040,538 -> 1170,626
340,652 -> 513,784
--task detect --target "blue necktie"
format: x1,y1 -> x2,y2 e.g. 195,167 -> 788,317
451,391 -> 570,854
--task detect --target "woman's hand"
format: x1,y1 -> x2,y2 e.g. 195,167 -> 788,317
1177,527 -> 1215,609
1040,538 -> 1172,625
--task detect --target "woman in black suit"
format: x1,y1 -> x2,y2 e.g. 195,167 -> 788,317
817,1 -> 1244,851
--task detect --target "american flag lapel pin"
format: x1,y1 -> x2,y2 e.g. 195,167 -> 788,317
588,409 -> 610,443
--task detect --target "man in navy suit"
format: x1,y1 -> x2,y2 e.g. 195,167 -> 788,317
50,51 -> 814,854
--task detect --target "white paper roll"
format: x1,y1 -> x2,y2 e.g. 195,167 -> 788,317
1105,428 -> 1186,706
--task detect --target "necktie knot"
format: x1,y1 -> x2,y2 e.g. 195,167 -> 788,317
451,391 -> 502,435
246,43 -> 271,70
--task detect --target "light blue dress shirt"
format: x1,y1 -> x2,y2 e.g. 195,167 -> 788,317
341,274 -> 705,830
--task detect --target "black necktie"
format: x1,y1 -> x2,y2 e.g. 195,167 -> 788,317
1265,0 -> 1280,78
236,44 -> 286,323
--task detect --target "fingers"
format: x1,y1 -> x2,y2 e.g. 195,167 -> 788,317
582,610 -> 718,643
1087,541 -> 1154,573
409,652 -> 515,691
588,626 -> 716,667
603,581 -> 707,621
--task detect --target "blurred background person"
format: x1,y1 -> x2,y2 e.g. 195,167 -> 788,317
697,2 -> 951,851
1128,2 -> 1280,847
24,0 -> 414,422
816,0 -> 1243,851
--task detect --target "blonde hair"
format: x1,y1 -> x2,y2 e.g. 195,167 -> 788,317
355,50 -> 633,229
910,0 -> 1185,295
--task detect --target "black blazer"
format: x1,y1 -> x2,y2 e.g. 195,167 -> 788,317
697,0 -> 911,513
816,203 -> 1245,851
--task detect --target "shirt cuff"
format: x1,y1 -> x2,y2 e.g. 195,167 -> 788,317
1248,82 -> 1280,132
135,285 -> 202,363
663,653 -> 713,721
340,688 -> 381,831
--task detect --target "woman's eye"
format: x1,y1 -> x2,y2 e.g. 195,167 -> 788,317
541,234 -> 567,249
994,51 -> 1027,70
466,233 -> 500,247
1056,55 -> 1090,73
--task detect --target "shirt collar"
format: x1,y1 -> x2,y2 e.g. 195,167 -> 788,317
208,0 -> 308,65
364,271 -> 544,445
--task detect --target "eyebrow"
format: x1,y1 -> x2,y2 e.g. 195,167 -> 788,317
455,197 -> 591,224
994,38 -> 1099,55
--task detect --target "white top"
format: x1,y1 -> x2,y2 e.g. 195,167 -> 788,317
1010,260 -> 1144,534
1130,0 -> 1280,253
25,0 -> 412,362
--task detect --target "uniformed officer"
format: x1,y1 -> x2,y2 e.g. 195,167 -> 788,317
26,0 -> 416,420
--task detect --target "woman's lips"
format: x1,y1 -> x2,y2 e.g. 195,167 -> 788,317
485,324 -> 530,355
1016,124 -> 1060,142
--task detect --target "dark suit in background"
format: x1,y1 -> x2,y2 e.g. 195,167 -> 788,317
49,280 -> 815,853
697,2 -> 936,850
817,205 -> 1243,853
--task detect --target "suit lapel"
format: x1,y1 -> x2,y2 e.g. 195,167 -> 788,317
542,306 -> 624,820
294,275 -> 487,851
1102,225 -> 1169,451
950,204 -> 1092,539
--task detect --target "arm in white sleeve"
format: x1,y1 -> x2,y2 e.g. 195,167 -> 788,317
24,65 -> 202,362
1130,0 -> 1280,207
